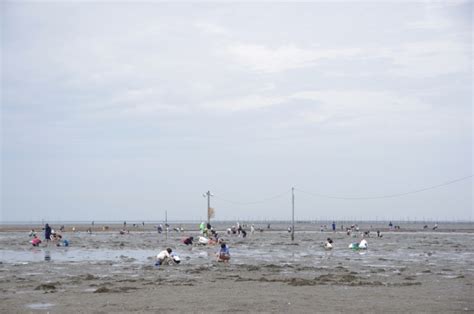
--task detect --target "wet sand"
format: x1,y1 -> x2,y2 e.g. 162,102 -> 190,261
1,222 -> 473,313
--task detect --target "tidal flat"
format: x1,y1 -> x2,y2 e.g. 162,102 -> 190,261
1,222 -> 473,313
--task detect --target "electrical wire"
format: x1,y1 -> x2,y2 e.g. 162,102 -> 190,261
209,175 -> 471,205
213,189 -> 291,205
295,175 -> 472,200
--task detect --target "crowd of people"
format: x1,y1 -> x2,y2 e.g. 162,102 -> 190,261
29,224 -> 69,247
27,220 -> 441,266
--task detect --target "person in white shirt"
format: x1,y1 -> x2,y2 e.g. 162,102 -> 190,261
155,248 -> 172,266
324,238 -> 333,250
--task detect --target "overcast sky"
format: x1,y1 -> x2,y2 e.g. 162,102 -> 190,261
1,1 -> 472,222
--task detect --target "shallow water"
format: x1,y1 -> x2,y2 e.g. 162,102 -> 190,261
1,228 -> 473,273
25,303 -> 55,310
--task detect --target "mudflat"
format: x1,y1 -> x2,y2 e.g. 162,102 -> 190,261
1,222 -> 473,313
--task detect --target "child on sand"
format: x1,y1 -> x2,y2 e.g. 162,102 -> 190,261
182,236 -> 194,245
324,238 -> 333,250
217,243 -> 230,263
155,248 -> 172,266
30,235 -> 42,246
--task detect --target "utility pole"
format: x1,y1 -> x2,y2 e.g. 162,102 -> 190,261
291,187 -> 295,241
207,191 -> 211,225
203,191 -> 213,225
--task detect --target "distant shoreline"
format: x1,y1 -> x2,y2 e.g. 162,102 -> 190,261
1,221 -> 473,233
1,219 -> 472,225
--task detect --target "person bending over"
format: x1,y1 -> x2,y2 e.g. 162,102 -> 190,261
155,248 -> 172,266
182,236 -> 194,245
217,243 -> 230,263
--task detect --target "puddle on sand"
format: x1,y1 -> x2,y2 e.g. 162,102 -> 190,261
83,288 -> 96,292
1,248 -> 157,263
26,303 -> 55,310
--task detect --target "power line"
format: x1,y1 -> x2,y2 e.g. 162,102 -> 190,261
213,189 -> 291,205
295,175 -> 473,200
209,175 -> 471,205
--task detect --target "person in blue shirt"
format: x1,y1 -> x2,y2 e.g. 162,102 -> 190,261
217,243 -> 230,263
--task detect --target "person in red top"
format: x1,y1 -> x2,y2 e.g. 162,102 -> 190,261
31,235 -> 42,246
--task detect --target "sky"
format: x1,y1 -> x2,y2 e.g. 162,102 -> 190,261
1,1 -> 472,222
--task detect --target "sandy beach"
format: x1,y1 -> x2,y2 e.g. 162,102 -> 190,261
1,222 -> 473,313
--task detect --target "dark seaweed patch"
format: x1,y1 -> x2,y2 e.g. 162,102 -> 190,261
34,283 -> 57,291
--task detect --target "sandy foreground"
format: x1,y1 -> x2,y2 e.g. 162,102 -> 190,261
1,222 -> 473,313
